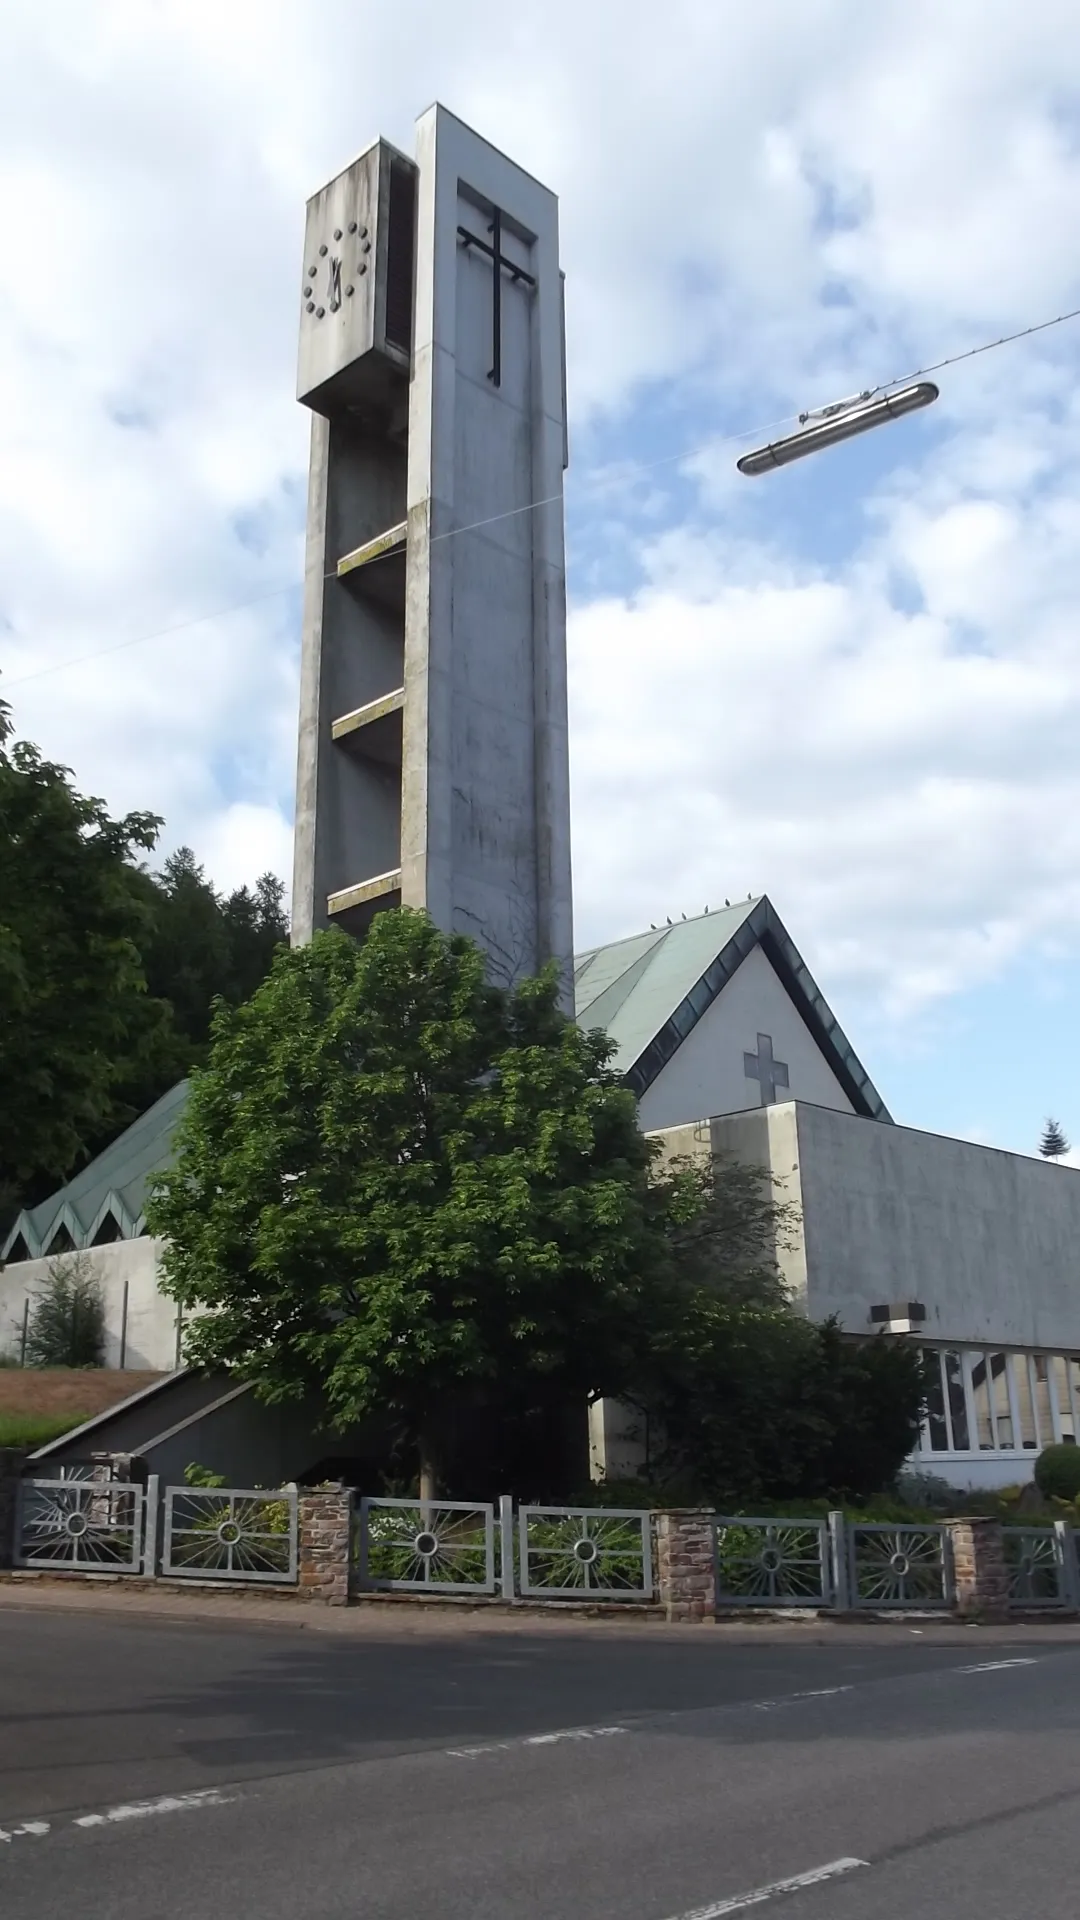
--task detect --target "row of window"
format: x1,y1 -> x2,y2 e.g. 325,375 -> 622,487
915,1346 -> 1079,1456
4,1213 -> 124,1264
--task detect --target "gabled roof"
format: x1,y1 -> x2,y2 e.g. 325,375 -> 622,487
2,1080 -> 189,1261
3,895 -> 890,1260
574,895 -> 892,1121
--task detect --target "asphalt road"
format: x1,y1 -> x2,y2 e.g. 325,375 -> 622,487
3,1606 -> 1080,1918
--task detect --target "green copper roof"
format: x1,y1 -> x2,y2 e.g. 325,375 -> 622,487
3,895 -> 890,1260
575,901 -> 759,1075
577,896 -> 891,1120
2,1080 -> 189,1261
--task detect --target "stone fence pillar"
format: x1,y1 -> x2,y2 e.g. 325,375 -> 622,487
298,1486 -> 353,1605
653,1509 -> 716,1622
946,1517 -> 1009,1622
0,1448 -> 32,1571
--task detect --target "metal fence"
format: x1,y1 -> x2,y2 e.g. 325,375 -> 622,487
161,1487 -> 298,1585
848,1523 -> 952,1610
714,1518 -> 833,1608
15,1477 -> 145,1574
1002,1524 -> 1074,1611
13,1469 -> 1080,1615
354,1497 -> 497,1593
518,1505 -> 652,1600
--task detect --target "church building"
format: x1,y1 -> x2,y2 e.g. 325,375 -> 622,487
4,104 -> 1080,1493
6,889 -> 1080,1492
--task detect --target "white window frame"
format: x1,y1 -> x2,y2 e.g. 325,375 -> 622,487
913,1343 -> 1080,1461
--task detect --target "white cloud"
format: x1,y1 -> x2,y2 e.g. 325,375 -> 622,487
568,387 -> 1080,1020
2,0 -> 1080,1038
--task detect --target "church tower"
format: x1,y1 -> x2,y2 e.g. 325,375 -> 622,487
291,105 -> 573,999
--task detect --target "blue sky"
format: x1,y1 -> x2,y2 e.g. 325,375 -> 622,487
2,0 -> 1080,1163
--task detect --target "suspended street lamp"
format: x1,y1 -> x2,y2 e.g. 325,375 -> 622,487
736,380 -> 940,477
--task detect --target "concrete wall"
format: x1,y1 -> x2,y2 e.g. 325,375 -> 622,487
788,1102 -> 1080,1350
402,105 -> 573,998
0,1237 -> 178,1372
638,947 -> 855,1134
703,1100 -> 1080,1351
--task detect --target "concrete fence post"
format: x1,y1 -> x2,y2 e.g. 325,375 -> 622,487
298,1486 -> 353,1605
827,1510 -> 851,1611
142,1474 -> 160,1579
1054,1521 -> 1080,1611
652,1509 -> 716,1622
945,1516 -> 1010,1622
498,1494 -> 516,1602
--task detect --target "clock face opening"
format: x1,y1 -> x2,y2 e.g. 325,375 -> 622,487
303,226 -> 371,322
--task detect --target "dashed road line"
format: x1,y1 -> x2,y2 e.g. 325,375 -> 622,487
0,1788 -> 234,1850
662,1855 -> 870,1917
74,1788 -> 234,1827
447,1724 -> 627,1757
754,1686 -> 853,1711
955,1658 -> 1039,1673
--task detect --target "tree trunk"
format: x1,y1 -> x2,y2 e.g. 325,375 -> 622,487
418,1429 -> 440,1504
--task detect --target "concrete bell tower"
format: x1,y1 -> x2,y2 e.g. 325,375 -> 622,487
291,104 -> 573,999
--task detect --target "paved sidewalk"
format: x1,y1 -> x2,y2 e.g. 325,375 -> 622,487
4,1569 -> 1080,1643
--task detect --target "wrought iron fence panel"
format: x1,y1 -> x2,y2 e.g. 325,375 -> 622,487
162,1488 -> 297,1584
714,1518 -> 831,1607
1003,1526 -> 1070,1609
518,1506 -> 653,1600
849,1523 -> 952,1609
355,1497 -> 496,1593
15,1478 -> 144,1573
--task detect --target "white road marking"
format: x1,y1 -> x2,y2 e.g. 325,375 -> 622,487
955,1658 -> 1039,1673
663,1856 -> 870,1918
0,1789 -> 233,1848
447,1724 -> 626,1757
73,1788 -> 234,1828
662,1857 -> 870,1918
449,1685 -> 858,1754
754,1686 -> 853,1711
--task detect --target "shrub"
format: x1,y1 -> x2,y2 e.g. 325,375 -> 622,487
889,1469 -> 958,1514
1034,1443 -> 1080,1502
24,1254 -> 105,1368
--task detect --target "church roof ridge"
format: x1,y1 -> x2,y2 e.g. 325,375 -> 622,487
576,896 -> 891,1124
575,897 -> 763,962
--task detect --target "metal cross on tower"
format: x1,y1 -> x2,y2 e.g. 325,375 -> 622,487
457,202 -> 536,388
743,1032 -> 790,1106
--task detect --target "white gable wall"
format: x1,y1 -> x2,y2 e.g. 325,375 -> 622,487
637,946 -> 856,1133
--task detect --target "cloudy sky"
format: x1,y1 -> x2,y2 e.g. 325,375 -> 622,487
3,0 -> 1080,1159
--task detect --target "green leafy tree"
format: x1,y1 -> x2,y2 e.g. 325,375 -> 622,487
0,707 -> 171,1223
657,1150 -> 798,1311
137,851 -> 288,1055
24,1253 -> 106,1368
635,1294 -> 926,1506
220,872 -> 289,1007
148,912 -> 662,1496
1039,1118 -> 1070,1161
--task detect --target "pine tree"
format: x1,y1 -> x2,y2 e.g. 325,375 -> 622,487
1039,1118 -> 1070,1161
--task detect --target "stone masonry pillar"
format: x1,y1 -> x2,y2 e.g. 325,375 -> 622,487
298,1487 -> 353,1605
653,1509 -> 716,1622
0,1448 -> 32,1571
946,1517 -> 1010,1622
